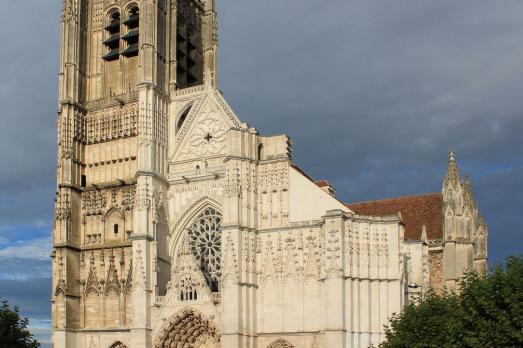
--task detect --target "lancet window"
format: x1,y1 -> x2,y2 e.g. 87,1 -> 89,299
178,274 -> 199,301
186,207 -> 222,292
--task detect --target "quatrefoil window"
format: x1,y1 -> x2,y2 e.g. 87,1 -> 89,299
186,208 -> 222,292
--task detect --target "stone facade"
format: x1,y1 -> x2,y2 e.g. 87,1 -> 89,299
51,1 -> 487,347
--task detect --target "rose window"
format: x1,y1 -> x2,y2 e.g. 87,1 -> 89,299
186,207 -> 222,292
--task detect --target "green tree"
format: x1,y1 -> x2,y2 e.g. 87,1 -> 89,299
381,255 -> 523,348
459,256 -> 523,347
0,299 -> 40,348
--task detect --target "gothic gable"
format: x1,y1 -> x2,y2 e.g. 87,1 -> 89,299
170,90 -> 241,163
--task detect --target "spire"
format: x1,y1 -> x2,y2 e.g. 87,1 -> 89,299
444,147 -> 460,188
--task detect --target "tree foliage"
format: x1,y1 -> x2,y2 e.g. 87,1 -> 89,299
381,255 -> 523,348
0,299 -> 40,348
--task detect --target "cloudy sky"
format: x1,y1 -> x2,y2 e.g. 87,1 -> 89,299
1,0 -> 522,346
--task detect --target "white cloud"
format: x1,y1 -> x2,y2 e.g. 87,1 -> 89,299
29,319 -> 52,346
0,237 -> 51,261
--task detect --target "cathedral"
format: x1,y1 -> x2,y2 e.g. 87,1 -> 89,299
51,1 -> 488,347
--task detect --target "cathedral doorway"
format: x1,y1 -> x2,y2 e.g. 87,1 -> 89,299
155,308 -> 220,348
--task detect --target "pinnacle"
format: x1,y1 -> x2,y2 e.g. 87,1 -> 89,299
444,147 -> 460,187
449,147 -> 456,163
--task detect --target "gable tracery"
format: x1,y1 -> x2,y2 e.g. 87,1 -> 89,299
176,110 -> 228,161
174,98 -> 203,143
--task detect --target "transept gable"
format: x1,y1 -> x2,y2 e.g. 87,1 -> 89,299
170,90 -> 242,163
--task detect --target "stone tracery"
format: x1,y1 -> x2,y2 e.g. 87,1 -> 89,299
155,309 -> 220,348
185,207 -> 222,291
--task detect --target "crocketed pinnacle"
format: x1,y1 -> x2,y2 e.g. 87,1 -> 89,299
444,147 -> 460,187
462,174 -> 476,208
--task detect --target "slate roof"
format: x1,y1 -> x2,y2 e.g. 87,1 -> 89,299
346,193 -> 443,241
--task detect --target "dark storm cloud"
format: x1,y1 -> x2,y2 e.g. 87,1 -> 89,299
0,1 -> 60,222
217,0 -> 523,264
0,277 -> 51,319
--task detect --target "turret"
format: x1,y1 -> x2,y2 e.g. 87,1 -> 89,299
441,149 -> 487,291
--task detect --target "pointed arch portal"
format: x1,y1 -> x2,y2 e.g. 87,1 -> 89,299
155,309 -> 220,348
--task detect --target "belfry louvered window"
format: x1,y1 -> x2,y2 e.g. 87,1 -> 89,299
103,12 -> 121,61
176,0 -> 204,88
122,6 -> 139,58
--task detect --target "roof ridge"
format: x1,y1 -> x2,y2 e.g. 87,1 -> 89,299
346,192 -> 441,206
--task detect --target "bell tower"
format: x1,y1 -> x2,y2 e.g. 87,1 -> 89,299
52,1 -> 217,347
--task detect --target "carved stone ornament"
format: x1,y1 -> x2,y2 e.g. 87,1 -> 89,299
186,207 -> 223,286
154,308 -> 220,348
179,112 -> 227,160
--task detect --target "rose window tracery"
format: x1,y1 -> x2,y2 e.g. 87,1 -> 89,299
186,207 -> 222,291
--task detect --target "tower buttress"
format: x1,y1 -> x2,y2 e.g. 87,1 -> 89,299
53,1 -> 88,346
441,149 -> 486,291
